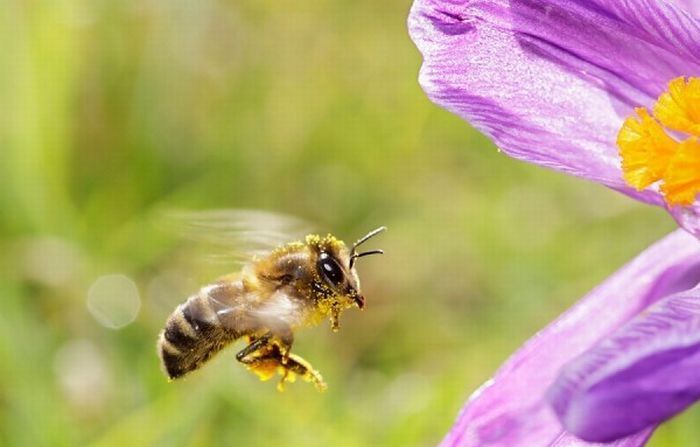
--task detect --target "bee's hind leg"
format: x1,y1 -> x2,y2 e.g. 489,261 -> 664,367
280,352 -> 327,392
235,334 -> 278,381
235,337 -> 326,391
238,320 -> 294,361
235,334 -> 271,362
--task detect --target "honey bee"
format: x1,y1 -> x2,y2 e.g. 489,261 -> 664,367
157,221 -> 385,391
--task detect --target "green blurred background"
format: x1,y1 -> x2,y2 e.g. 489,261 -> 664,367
0,1 -> 696,446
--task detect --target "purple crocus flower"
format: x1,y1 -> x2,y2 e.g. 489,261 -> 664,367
409,0 -> 700,234
408,0 -> 700,445
436,230 -> 700,446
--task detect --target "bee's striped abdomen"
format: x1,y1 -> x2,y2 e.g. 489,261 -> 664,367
158,286 -> 241,379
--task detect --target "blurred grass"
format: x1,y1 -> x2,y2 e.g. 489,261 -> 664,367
0,1 -> 694,446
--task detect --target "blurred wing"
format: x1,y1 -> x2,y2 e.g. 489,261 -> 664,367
193,284 -> 302,331
158,209 -> 313,266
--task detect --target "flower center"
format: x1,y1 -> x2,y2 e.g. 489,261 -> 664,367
617,77 -> 700,207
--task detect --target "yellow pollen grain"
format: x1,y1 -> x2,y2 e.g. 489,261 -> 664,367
618,76 -> 700,207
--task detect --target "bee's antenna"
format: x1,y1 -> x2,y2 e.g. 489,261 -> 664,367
350,250 -> 384,268
351,226 -> 387,255
349,226 -> 386,268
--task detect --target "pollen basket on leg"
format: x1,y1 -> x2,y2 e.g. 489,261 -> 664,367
618,76 -> 700,207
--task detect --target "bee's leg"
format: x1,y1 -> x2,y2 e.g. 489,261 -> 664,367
236,339 -> 326,391
241,320 -> 295,364
234,334 -> 271,362
235,334 -> 278,381
267,322 -> 294,365
279,352 -> 327,392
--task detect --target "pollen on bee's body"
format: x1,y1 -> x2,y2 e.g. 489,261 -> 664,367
618,76 -> 700,207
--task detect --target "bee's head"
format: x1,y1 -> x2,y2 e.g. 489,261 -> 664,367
306,227 -> 385,310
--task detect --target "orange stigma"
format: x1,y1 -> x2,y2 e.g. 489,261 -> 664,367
618,77 -> 700,207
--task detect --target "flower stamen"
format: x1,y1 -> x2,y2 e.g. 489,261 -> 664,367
662,138 -> 700,206
617,108 -> 678,190
654,77 -> 700,137
618,77 -> 700,207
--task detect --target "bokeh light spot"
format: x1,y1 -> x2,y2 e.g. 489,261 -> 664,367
54,339 -> 111,412
87,274 -> 141,329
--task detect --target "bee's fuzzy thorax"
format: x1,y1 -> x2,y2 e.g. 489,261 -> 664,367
304,233 -> 348,254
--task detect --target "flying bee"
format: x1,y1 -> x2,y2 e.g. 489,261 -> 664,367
157,218 -> 385,391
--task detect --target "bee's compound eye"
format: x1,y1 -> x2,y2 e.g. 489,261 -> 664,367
318,252 -> 344,286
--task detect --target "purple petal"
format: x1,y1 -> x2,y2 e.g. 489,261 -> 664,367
439,229 -> 700,447
674,0 -> 700,18
548,287 -> 700,442
587,0 -> 700,60
408,0 -> 700,237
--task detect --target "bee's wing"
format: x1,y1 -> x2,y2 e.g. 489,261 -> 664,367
150,209 -> 313,316
192,283 -> 303,333
158,209 -> 313,266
